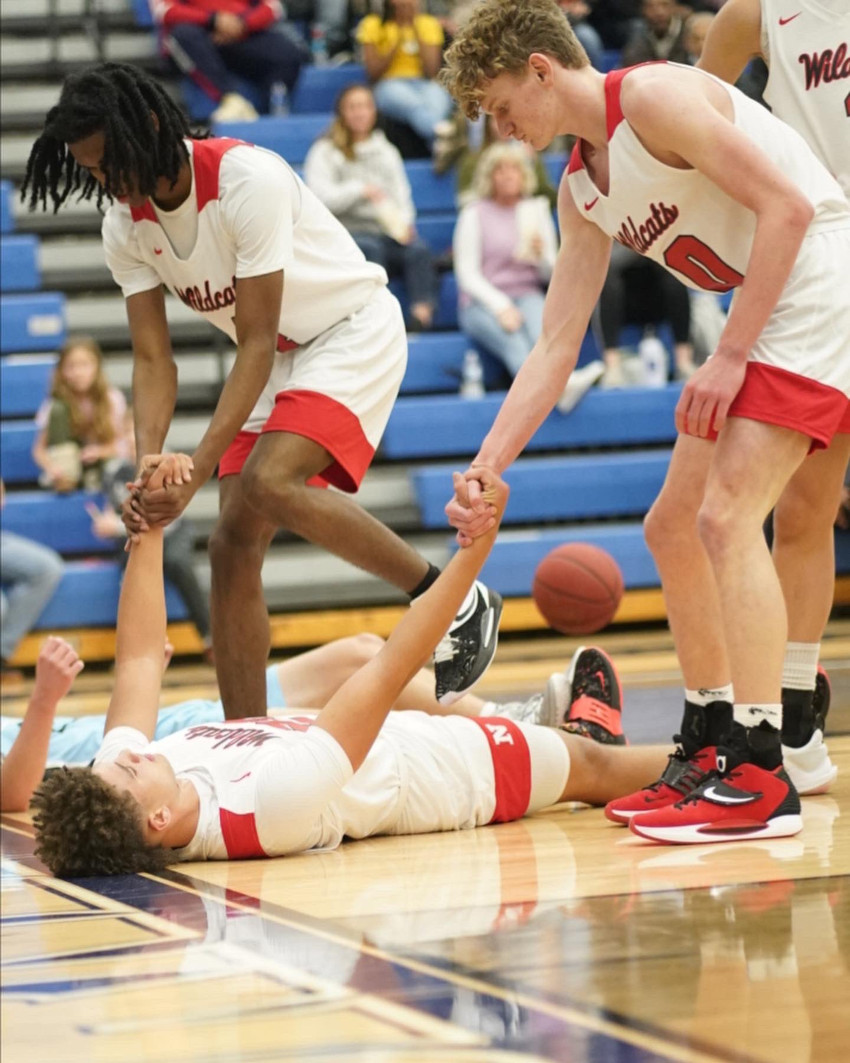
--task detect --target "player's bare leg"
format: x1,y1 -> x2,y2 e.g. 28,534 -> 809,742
208,475 -> 277,719
773,437 -> 850,642
644,434 -> 729,688
699,418 -> 809,704
241,431 -> 432,592
558,734 -> 669,806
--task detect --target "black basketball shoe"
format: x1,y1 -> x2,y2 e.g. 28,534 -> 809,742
434,581 -> 503,705
559,645 -> 626,745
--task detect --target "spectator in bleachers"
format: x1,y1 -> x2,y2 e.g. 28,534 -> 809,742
154,0 -> 308,122
86,420 -> 214,665
356,0 -> 456,154
31,336 -> 131,494
0,481 -> 65,685
454,144 -> 558,379
304,84 -> 439,329
454,112 -> 559,207
621,0 -> 689,66
557,1 -> 604,71
596,245 -> 696,386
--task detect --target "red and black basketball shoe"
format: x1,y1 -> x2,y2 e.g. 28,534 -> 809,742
559,646 -> 626,745
629,722 -> 802,845
604,700 -> 732,825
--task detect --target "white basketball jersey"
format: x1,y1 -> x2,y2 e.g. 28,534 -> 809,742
566,65 -> 849,292
102,137 -> 387,349
761,0 -> 850,195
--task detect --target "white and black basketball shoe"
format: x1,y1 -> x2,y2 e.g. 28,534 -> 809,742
433,581 -> 503,705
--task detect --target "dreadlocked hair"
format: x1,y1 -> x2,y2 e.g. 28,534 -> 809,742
22,61 -> 198,214
31,767 -> 176,878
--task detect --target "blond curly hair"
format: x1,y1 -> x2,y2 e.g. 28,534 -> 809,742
441,0 -> 588,120
472,143 -> 538,201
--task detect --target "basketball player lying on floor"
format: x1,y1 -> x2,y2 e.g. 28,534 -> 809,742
29,457 -> 668,877
1,623 -> 618,813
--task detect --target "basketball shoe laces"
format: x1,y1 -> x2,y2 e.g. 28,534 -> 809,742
646,737 -> 713,799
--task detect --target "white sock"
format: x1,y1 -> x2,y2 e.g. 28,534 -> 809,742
733,703 -> 782,730
685,684 -> 734,707
782,641 -> 819,691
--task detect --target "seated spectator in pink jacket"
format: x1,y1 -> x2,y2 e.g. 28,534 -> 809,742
153,0 -> 306,122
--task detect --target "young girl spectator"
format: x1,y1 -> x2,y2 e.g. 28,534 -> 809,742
32,336 -> 130,492
304,84 -> 439,330
454,144 -> 559,379
356,0 -> 455,151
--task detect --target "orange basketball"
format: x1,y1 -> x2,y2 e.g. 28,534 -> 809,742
532,543 -> 624,635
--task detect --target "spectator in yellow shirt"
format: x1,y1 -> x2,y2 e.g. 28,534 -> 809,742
357,0 -> 455,150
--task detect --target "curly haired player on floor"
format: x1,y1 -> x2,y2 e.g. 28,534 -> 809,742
29,456 -> 661,877
440,0 -> 850,843
21,61 -> 501,717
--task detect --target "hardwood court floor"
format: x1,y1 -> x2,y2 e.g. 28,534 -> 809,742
2,623 -> 849,1063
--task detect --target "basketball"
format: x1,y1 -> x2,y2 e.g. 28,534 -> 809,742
532,543 -> 624,635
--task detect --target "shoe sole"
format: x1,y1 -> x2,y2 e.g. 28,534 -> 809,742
437,590 -> 504,707
629,813 -> 803,844
605,804 -> 659,825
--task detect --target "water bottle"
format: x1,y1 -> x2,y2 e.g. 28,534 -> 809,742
270,81 -> 289,116
310,23 -> 329,65
638,328 -> 668,388
460,349 -> 485,399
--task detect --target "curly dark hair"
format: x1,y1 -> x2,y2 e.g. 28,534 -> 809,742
31,767 -> 176,878
21,61 -> 197,214
441,0 -> 588,120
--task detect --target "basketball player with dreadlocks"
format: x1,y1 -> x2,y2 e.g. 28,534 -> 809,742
22,62 -> 502,718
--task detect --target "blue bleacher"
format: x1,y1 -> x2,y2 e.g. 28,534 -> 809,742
415,212 -> 456,255
0,490 -> 111,554
290,64 -> 367,114
0,292 -> 66,353
390,272 -> 458,330
1,235 -> 41,292
402,332 -> 508,394
413,450 -> 672,528
0,181 -> 13,234
0,355 -> 54,417
211,113 -> 329,165
381,385 -> 682,460
0,422 -> 39,483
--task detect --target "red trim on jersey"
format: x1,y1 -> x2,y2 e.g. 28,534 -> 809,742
130,201 -> 158,223
604,62 -> 667,141
567,140 -> 585,174
193,137 -> 248,212
470,717 -> 532,824
220,809 -> 267,859
218,390 -> 376,492
698,362 -> 849,451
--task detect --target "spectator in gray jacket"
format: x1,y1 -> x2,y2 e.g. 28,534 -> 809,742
304,84 -> 439,330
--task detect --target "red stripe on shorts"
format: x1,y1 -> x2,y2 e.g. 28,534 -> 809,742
470,717 -> 532,824
218,389 -> 376,490
220,809 -> 267,859
698,362 -> 848,451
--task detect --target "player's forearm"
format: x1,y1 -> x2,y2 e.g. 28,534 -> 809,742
191,340 -> 275,482
0,700 -> 58,812
115,527 -> 166,663
133,357 -> 178,460
475,340 -> 576,473
717,200 -> 813,362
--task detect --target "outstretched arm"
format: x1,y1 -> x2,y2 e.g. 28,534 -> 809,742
0,637 -> 84,812
313,468 -> 509,772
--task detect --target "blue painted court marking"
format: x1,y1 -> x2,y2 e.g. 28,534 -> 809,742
1,819 -> 742,1063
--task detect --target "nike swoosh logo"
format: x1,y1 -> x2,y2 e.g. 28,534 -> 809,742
702,785 -> 756,805
779,12 -> 801,24
584,197 -> 599,211
154,247 -> 163,255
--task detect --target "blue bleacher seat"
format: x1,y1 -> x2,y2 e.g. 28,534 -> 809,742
0,422 -> 39,483
599,50 -> 622,73
401,332 -> 506,394
211,114 -> 329,165
381,385 -> 681,459
32,561 -> 190,629
0,490 -> 111,554
130,0 -> 153,27
290,64 -> 367,114
1,235 -> 41,292
415,212 -> 456,255
405,161 -> 456,212
390,272 -> 458,330
412,450 -> 672,528
543,153 -> 568,188
0,356 -> 55,418
0,292 -> 66,353
0,181 -> 13,234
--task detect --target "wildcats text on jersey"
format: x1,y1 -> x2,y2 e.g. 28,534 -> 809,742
175,276 -> 237,313
615,201 -> 680,254
799,41 -> 850,90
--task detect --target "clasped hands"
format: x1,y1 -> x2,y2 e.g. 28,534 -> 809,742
445,465 -> 508,547
121,452 -> 196,547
